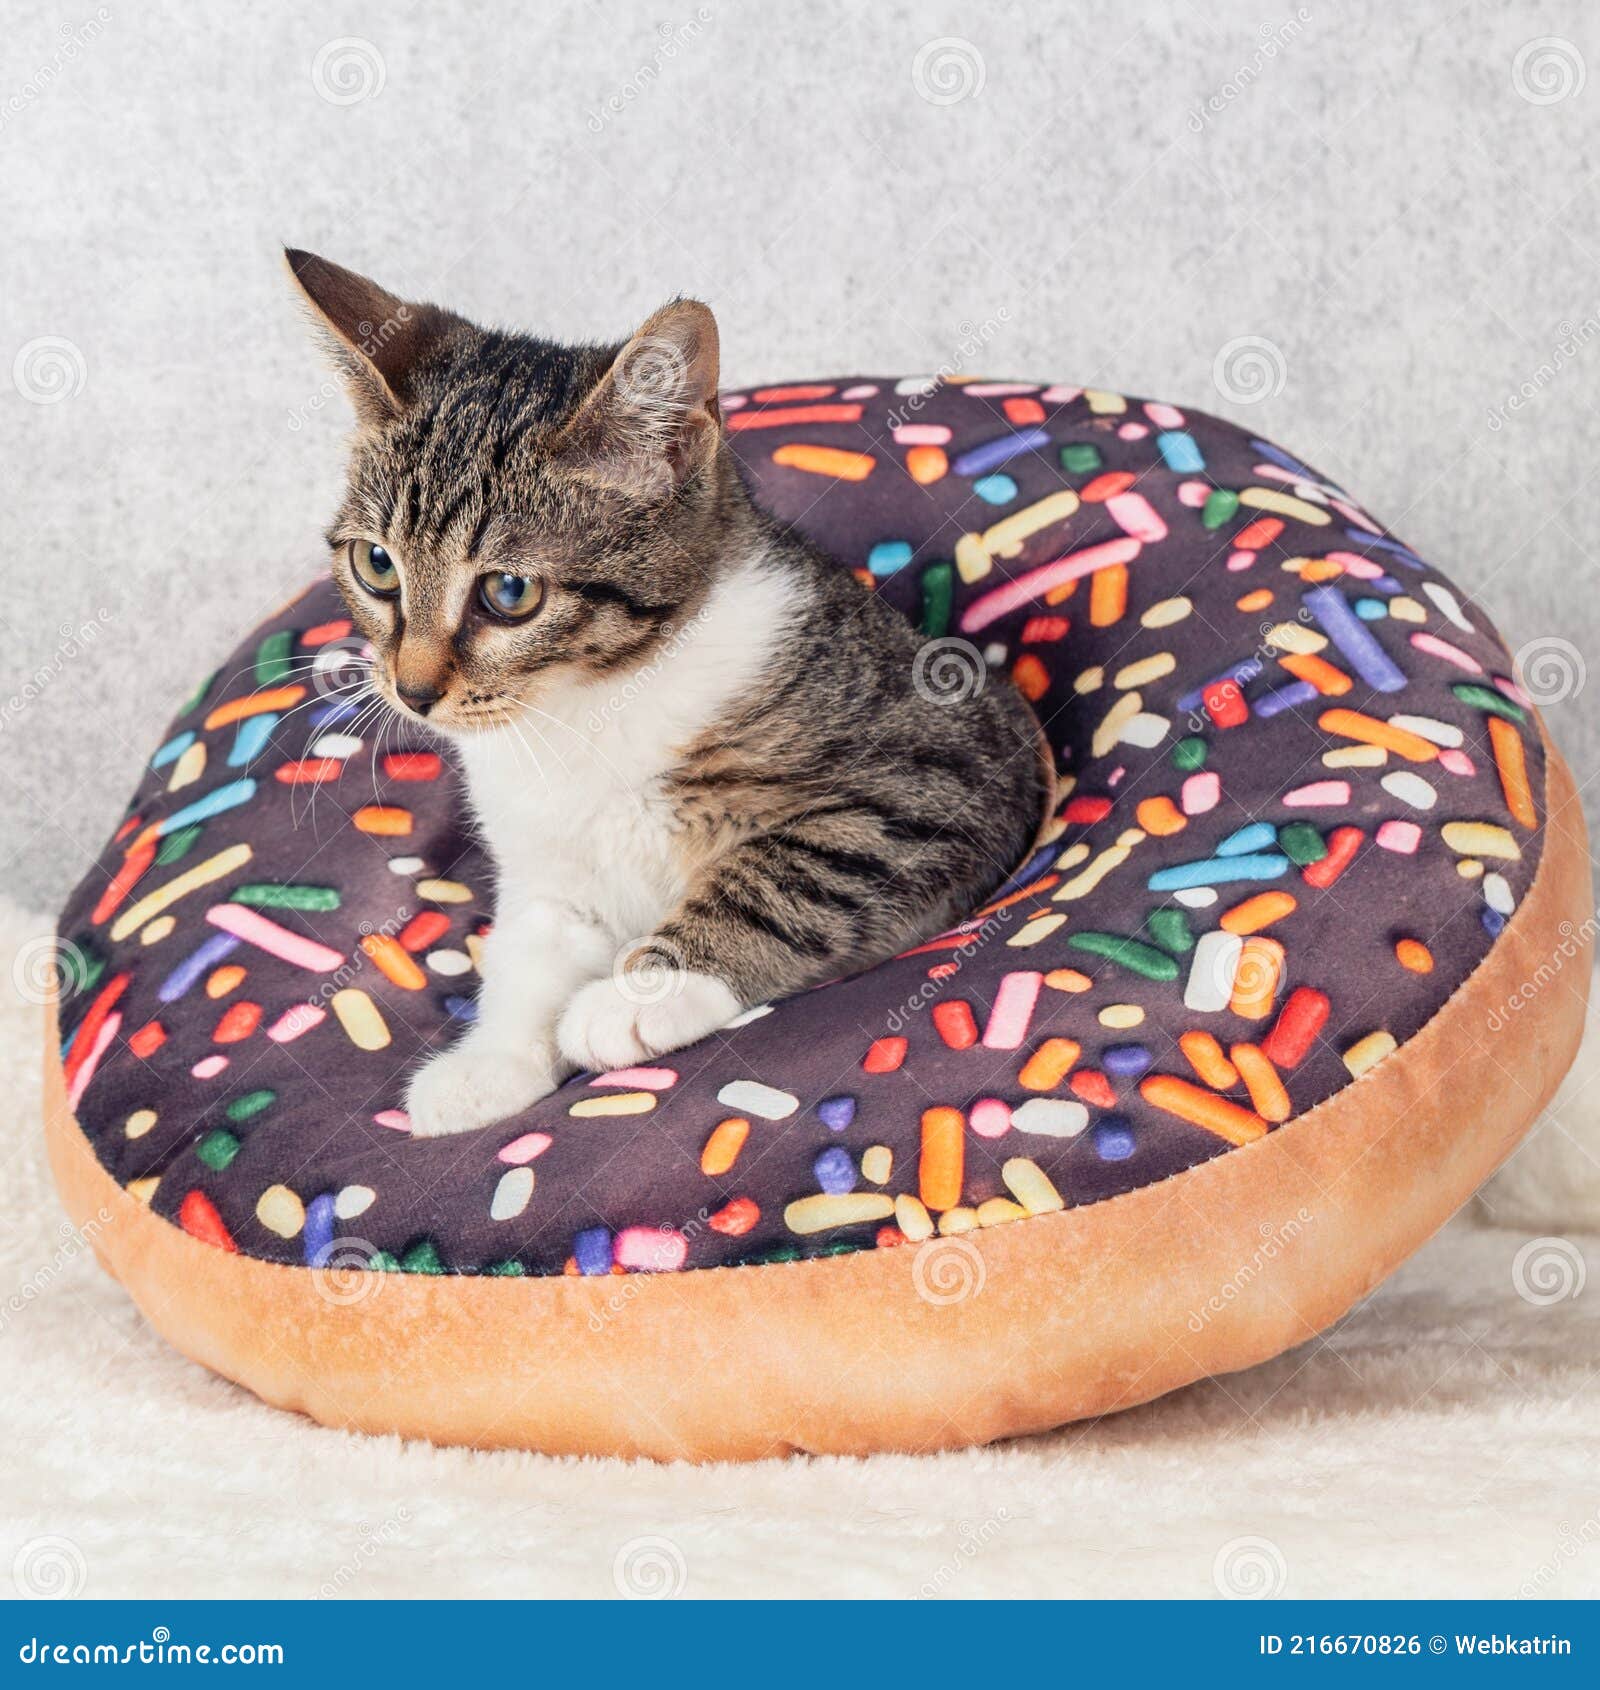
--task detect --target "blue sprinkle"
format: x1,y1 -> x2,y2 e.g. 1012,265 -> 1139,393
1249,439 -> 1320,481
310,699 -> 360,726
817,1095 -> 856,1132
574,1227 -> 613,1276
814,1145 -> 856,1194
867,539 -> 913,577
1102,1044 -> 1152,1077
991,843 -> 1060,901
1343,529 -> 1423,570
153,777 -> 257,839
157,933 -> 240,1003
950,427 -> 1051,478
1156,430 -> 1205,473
1481,907 -> 1507,938
227,713 -> 279,768
303,1193 -> 337,1267
1303,585 -> 1407,693
1093,1117 -> 1137,1161
1217,822 -> 1278,858
151,731 -> 196,770
973,472 -> 1018,505
1354,598 -> 1388,621
1148,854 -> 1291,892
443,994 -> 477,1022
1254,679 -> 1320,718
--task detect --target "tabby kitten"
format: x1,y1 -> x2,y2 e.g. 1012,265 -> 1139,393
287,250 -> 1051,1137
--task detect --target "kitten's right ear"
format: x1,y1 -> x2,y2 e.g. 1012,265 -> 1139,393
284,249 -> 464,426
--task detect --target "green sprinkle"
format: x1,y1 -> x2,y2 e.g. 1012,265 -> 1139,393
1066,932 -> 1181,981
750,1243 -> 802,1265
1146,908 -> 1195,955
1201,488 -> 1240,531
1278,822 -> 1327,866
1452,682 -> 1526,724
224,1089 -> 276,1123
919,559 -> 955,639
369,1251 -> 401,1273
400,1238 -> 445,1275
179,669 -> 217,716
155,824 -> 203,866
486,1258 -> 527,1277
57,937 -> 102,997
230,883 -> 341,913
1172,736 -> 1208,771
1060,443 -> 1101,474
817,1239 -> 867,1257
197,1129 -> 240,1171
254,630 -> 293,686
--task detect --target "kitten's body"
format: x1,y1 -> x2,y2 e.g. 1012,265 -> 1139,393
286,251 -> 1051,1135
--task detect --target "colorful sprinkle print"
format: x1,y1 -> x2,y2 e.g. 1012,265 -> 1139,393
55,376 -> 1545,1278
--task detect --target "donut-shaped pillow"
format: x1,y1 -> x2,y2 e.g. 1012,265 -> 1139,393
47,376 -> 1591,1461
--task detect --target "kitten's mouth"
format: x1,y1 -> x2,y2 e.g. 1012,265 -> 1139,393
378,685 -> 514,736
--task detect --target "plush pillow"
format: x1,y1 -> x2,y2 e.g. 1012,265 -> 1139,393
46,375 -> 1590,1461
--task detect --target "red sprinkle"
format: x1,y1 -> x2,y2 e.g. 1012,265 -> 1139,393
708,1196 -> 760,1236
214,1000 -> 262,1043
1262,987 -> 1331,1070
863,1037 -> 908,1073
751,383 -> 836,403
1070,1069 -> 1117,1109
91,840 -> 156,925
1203,678 -> 1249,729
1234,517 -> 1284,551
932,1000 -> 979,1050
274,757 -> 343,784
726,403 -> 863,432
128,1020 -> 167,1060
875,1225 -> 907,1249
63,973 -> 130,1087
1003,397 -> 1046,425
398,911 -> 451,953
1063,795 -> 1113,826
382,752 -> 442,781
300,619 -> 354,647
179,1190 -> 237,1252
1302,825 -> 1364,889
1081,471 -> 1136,502
1022,615 -> 1071,643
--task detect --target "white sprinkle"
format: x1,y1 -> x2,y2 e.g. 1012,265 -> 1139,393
387,856 -> 425,875
311,732 -> 363,759
426,948 -> 472,976
1173,886 -> 1219,908
1389,714 -> 1462,748
1483,872 -> 1515,915
1185,930 -> 1242,1013
1010,1098 -> 1089,1138
1381,771 -> 1437,809
334,1184 -> 376,1220
490,1166 -> 535,1221
1422,581 -> 1473,631
717,1079 -> 798,1120
1119,712 -> 1171,749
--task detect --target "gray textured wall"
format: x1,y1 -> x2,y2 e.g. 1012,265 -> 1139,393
3,0 -> 1597,912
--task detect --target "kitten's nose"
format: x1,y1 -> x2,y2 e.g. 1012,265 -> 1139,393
396,680 -> 443,717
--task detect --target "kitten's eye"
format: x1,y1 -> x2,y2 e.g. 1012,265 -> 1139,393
350,540 -> 399,598
478,572 -> 544,621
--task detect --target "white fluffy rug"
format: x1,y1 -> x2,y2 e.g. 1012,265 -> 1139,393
3,895 -> 1597,1601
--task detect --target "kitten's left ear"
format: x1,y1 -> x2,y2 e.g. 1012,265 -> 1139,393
555,299 -> 721,498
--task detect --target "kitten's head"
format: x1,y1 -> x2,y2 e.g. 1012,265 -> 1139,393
286,249 -> 730,734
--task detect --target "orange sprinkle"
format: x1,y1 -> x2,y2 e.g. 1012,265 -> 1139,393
1229,937 -> 1284,1021
1234,516 -> 1283,550
1043,576 -> 1080,606
352,805 -> 413,836
1081,471 -> 1136,502
919,1106 -> 965,1211
1235,587 -> 1274,613
1488,715 -> 1536,830
1395,938 -> 1434,974
1279,652 -> 1352,696
1019,1037 -> 1080,1091
1044,968 -> 1093,993
360,932 -> 427,990
1296,556 -> 1344,584
1012,654 -> 1051,702
1179,1030 -> 1238,1090
1219,891 -> 1298,936
91,838 -> 156,926
205,964 -> 246,999
770,442 -> 875,481
204,685 -> 306,730
1230,1043 -> 1291,1123
1089,563 -> 1128,627
1317,708 -> 1439,763
1136,795 -> 1187,836
905,445 -> 948,484
1139,1075 -> 1267,1145
700,1117 -> 750,1176
213,1000 -> 262,1044
969,873 -> 1061,920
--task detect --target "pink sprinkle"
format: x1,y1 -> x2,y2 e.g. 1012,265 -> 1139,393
1182,771 -> 1221,815
590,1066 -> 678,1090
66,1012 -> 120,1110
1410,631 -> 1481,674
1284,779 -> 1350,806
1328,551 -> 1383,580
1376,820 -> 1422,854
266,1003 -> 325,1042
497,1131 -> 553,1164
614,1226 -> 688,1272
1039,384 -> 1081,404
840,384 -> 879,400
718,392 -> 747,411
969,1097 -> 1013,1139
1106,491 -> 1167,543
1116,421 -> 1149,440
372,1109 -> 411,1131
205,904 -> 344,972
960,537 -> 1141,634
1439,748 -> 1476,777
191,1054 -> 229,1079
1332,500 -> 1378,530
962,382 -> 1038,398
892,423 -> 951,446
981,970 -> 1043,1051
1145,401 -> 1185,428
1494,673 -> 1534,708
1176,479 -> 1211,508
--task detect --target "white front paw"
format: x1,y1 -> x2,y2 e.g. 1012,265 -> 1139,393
403,1040 -> 569,1138
556,971 -> 741,1072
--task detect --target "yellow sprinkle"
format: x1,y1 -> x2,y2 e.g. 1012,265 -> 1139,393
416,878 -> 473,903
1388,596 -> 1427,623
1073,666 -> 1104,695
938,1206 -> 981,1235
894,1192 -> 934,1242
1239,486 -> 1331,526
1140,596 -> 1191,629
1323,744 -> 1386,768
1055,843 -> 1133,902
1085,388 -> 1126,414
1115,652 -> 1175,690
861,1145 -> 892,1184
1057,841 -> 1090,871
256,1184 -> 306,1238
125,1109 -> 157,1140
126,1176 -> 159,1205
1003,1156 -> 1063,1215
1343,1030 -> 1397,1078
1457,858 -> 1484,879
167,740 -> 207,792
464,932 -> 486,972
1009,912 -> 1067,948
109,843 -> 253,942
954,489 -> 1081,584
1266,622 -> 1328,655
1091,690 -> 1143,758
568,1090 -> 656,1118
784,1192 -> 895,1235
1116,827 -> 1146,848
1099,1002 -> 1145,1029
1441,822 -> 1520,860
331,987 -> 389,1051
977,1196 -> 1028,1227
139,915 -> 176,946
